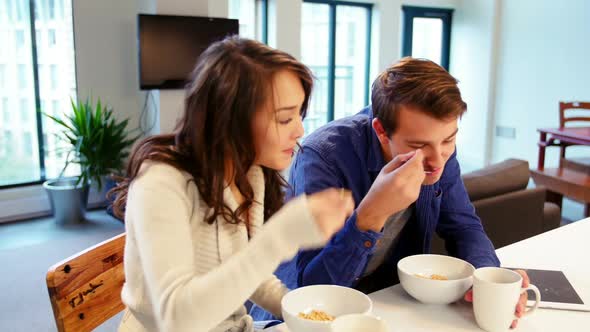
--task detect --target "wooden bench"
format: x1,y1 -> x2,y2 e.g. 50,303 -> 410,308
531,167 -> 590,213
46,233 -> 126,332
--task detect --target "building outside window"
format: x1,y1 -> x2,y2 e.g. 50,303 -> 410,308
401,6 -> 453,70
228,0 -> 268,43
0,0 -> 77,187
301,0 -> 372,135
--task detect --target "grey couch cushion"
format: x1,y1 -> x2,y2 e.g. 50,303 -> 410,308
462,159 -> 530,201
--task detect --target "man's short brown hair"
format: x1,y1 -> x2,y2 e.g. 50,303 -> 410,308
371,57 -> 467,135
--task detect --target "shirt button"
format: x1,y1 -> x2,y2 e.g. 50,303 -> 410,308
364,240 -> 372,248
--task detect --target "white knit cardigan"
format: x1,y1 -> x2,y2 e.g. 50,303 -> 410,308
118,162 -> 323,332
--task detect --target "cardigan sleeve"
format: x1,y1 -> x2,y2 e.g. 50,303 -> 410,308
126,163 -> 324,332
249,275 -> 288,318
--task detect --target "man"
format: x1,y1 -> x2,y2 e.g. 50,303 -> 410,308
252,58 -> 528,329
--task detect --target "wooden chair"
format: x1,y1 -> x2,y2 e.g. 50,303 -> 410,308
531,101 -> 590,216
46,233 -> 126,332
558,101 -> 590,170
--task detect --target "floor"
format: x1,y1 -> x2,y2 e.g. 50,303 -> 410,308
0,209 -> 125,332
561,198 -> 585,224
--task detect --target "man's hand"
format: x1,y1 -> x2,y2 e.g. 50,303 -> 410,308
356,149 -> 426,232
464,269 -> 530,329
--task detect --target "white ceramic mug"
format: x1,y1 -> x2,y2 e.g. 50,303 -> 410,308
330,313 -> 388,332
473,267 -> 541,332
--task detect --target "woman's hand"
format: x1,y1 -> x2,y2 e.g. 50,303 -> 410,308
307,188 -> 355,241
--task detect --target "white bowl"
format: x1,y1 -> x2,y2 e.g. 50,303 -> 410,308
330,313 -> 388,332
281,285 -> 372,332
397,254 -> 475,304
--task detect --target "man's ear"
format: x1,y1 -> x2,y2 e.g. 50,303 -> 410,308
372,118 -> 390,145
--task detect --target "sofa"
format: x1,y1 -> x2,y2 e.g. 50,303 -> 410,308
431,158 -> 561,253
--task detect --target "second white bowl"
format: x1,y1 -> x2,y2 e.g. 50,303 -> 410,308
397,254 -> 475,304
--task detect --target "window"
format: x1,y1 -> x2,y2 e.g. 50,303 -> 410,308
2,98 -> 8,118
52,99 -> 59,119
23,132 -> 32,155
48,28 -> 56,46
15,0 -> 25,21
0,64 -> 5,87
0,30 -> 7,56
0,133 -> 5,157
0,0 -> 77,187
35,28 -> 42,50
48,0 -> 55,19
33,0 -> 41,19
42,133 -> 49,156
5,131 -> 14,156
3,1 -> 12,21
50,64 -> 58,89
20,98 -> 29,121
301,0 -> 372,135
41,99 -> 47,116
402,6 -> 453,70
18,64 -> 27,89
58,0 -> 64,19
2,104 -> 9,122
15,29 -> 25,48
228,0 -> 268,43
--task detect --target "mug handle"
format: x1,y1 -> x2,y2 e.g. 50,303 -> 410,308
520,284 -> 541,317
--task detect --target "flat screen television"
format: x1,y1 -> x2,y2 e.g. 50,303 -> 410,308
138,14 -> 239,90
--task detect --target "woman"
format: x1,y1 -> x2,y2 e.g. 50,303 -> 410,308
111,36 -> 354,332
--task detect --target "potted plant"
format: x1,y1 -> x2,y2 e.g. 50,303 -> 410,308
43,98 -> 138,224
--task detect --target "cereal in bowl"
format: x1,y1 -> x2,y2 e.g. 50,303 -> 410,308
297,309 -> 335,321
415,273 -> 449,280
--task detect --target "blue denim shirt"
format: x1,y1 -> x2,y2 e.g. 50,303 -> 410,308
251,107 -> 500,321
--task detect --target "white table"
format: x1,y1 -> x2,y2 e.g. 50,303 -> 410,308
267,218 -> 590,331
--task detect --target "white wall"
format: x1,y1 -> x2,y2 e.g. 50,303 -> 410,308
491,0 -> 590,168
74,0 -> 147,137
270,0 -> 302,60
450,0 -> 498,171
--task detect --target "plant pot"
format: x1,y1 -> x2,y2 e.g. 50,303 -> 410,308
43,178 -> 90,225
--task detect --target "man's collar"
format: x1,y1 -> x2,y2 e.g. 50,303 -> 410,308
365,106 -> 386,173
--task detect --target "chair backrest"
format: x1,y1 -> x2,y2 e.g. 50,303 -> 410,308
46,233 -> 126,332
462,158 -> 530,202
559,101 -> 590,128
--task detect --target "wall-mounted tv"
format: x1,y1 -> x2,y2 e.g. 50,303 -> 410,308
138,14 -> 239,90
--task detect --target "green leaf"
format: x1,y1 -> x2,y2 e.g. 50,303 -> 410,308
44,96 -> 139,188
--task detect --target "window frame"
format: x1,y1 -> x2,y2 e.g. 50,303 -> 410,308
401,5 -> 453,70
228,0 -> 268,44
0,0 -> 74,189
259,0 -> 268,44
303,0 -> 372,123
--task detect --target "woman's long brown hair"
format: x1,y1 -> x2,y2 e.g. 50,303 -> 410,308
110,36 -> 313,224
